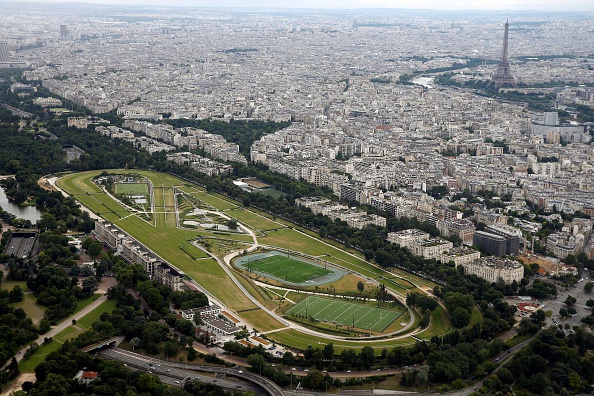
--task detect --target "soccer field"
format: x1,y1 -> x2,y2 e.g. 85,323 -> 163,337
115,183 -> 148,195
246,254 -> 333,284
287,296 -> 403,332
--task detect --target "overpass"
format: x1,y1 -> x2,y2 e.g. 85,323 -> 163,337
79,336 -> 124,353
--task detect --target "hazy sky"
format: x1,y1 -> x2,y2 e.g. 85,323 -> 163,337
13,0 -> 594,12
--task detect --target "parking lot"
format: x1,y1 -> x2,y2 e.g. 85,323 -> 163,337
507,271 -> 594,331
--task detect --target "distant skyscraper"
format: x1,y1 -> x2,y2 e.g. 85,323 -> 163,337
487,20 -> 518,90
0,42 -> 9,62
60,24 -> 69,40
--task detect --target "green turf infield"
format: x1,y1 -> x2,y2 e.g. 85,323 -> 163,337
287,295 -> 403,332
115,182 -> 148,195
241,252 -> 333,284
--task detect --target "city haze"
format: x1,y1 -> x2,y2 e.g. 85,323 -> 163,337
7,0 -> 594,11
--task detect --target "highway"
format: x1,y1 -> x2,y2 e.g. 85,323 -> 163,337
99,347 -> 285,396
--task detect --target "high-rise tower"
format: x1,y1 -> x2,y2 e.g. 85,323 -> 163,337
0,42 -> 9,62
60,24 -> 69,41
487,20 -> 517,90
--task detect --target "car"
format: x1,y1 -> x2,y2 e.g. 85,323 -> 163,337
175,381 -> 180,384
238,370 -> 243,374
291,368 -> 296,371
213,380 -> 218,383
346,370 -> 351,373
236,385 -> 241,388
166,369 -> 171,372
473,387 -> 478,390
123,364 -> 127,367
304,369 -> 309,372
496,358 -> 499,361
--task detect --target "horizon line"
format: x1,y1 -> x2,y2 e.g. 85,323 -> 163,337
2,1 -> 594,13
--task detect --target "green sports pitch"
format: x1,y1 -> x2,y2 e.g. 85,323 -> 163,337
244,254 -> 333,284
287,296 -> 403,332
115,183 -> 148,195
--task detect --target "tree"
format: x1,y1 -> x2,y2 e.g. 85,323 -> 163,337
247,353 -> 265,374
282,351 -> 295,366
323,343 -> 334,360
319,226 -> 327,239
497,367 -> 514,385
559,307 -> 569,317
226,219 -> 238,230
87,240 -> 103,258
130,337 -> 141,351
585,282 -> 594,293
359,346 -> 375,370
357,281 -> 364,293
8,285 -> 24,303
187,347 -> 198,361
451,307 -> 471,328
163,342 -> 179,358
564,295 -> 577,306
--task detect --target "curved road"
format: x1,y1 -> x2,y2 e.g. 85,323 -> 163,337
100,347 -> 285,396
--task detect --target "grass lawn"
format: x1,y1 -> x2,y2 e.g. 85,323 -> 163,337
267,328 -> 416,354
20,298 -> 119,372
414,305 -> 453,339
19,341 -> 62,372
176,185 -> 238,211
54,298 -> 118,344
321,274 -> 377,296
226,208 -> 283,231
53,325 -> 85,344
12,293 -> 45,324
286,296 -> 403,332
468,305 -> 483,327
242,253 -> 333,284
74,293 -> 103,314
236,309 -> 285,333
115,182 -> 148,195
234,273 -> 276,310
0,279 -> 28,291
76,298 -> 118,328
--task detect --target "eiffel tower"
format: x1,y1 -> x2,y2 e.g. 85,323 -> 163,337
487,20 -> 518,89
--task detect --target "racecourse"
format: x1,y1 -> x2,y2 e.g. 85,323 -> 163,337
57,170 -> 457,351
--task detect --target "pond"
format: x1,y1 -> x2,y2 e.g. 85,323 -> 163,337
0,185 -> 43,223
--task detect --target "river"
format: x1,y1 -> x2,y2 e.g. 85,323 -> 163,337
0,185 -> 43,223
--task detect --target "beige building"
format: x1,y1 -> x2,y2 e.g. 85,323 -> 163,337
387,229 -> 430,248
438,247 -> 481,266
460,257 -> 524,284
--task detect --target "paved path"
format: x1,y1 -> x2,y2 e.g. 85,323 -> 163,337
10,295 -> 108,366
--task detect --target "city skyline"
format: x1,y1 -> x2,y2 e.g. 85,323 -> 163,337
8,0 -> 594,12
